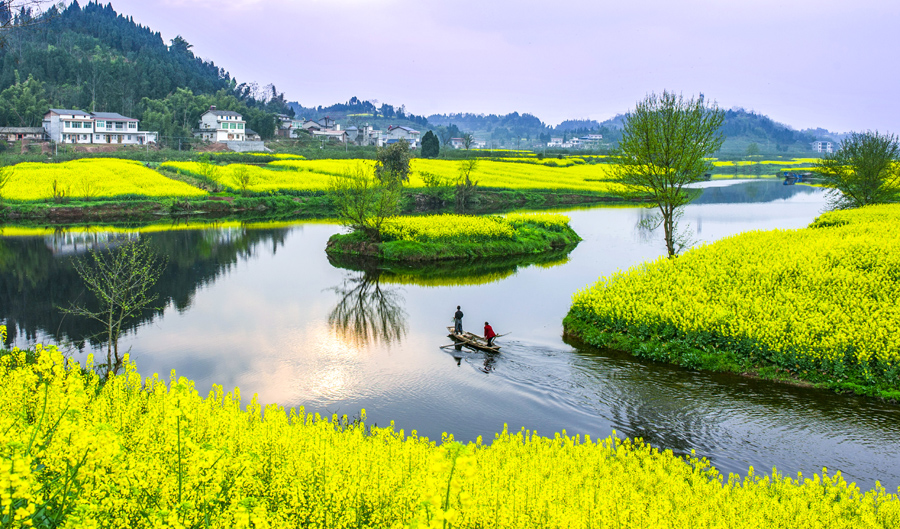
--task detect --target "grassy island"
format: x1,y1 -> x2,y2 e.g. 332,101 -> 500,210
2,335 -> 899,528
326,213 -> 581,262
564,204 -> 900,400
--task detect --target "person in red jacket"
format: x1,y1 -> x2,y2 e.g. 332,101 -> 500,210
484,322 -> 497,346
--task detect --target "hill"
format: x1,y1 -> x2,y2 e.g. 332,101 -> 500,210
0,1 -> 292,140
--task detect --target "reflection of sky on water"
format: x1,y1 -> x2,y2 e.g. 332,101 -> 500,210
6,181 -> 900,491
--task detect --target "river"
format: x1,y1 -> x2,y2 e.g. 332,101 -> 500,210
2,179 -> 898,490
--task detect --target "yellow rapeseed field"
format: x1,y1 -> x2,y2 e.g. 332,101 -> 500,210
567,204 -> 900,392
267,159 -> 625,194
379,213 -> 571,243
2,336 -> 898,528
1,159 -> 207,201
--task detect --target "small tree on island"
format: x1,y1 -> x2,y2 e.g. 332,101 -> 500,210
329,164 -> 402,241
375,139 -> 412,184
610,90 -> 725,258
421,130 -> 440,158
62,237 -> 167,376
815,131 -> 900,210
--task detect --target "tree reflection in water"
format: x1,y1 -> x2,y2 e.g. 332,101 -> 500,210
328,268 -> 408,346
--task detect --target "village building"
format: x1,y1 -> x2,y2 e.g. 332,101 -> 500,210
42,109 -> 156,144
245,128 -> 262,141
386,125 -> 420,148
194,106 -> 246,142
0,127 -> 47,142
811,140 -> 834,154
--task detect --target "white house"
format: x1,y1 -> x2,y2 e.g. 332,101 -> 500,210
311,130 -> 348,144
811,140 -> 834,154
450,137 -> 465,149
386,125 -> 420,148
547,137 -> 564,148
42,109 -> 156,145
194,106 -> 246,142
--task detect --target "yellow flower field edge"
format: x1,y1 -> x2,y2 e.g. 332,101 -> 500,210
326,213 -> 581,262
563,203 -> 900,400
2,335 -> 899,528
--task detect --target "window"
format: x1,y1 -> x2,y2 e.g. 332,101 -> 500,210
128,122 -> 136,130
96,121 -> 105,128
238,123 -> 244,130
127,135 -> 132,140
95,135 -> 100,140
70,121 -> 80,129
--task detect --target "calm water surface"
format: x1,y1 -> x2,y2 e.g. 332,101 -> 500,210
2,180 -> 899,490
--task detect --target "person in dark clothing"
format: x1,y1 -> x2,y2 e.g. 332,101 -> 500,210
453,306 -> 464,334
484,322 -> 497,346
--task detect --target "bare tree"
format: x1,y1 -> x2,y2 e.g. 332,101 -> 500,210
62,238 -> 167,375
610,91 -> 724,258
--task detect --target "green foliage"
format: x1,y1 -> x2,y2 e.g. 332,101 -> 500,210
375,140 -> 412,184
421,130 -> 440,158
328,164 -> 401,241
0,2 -> 290,136
0,71 -> 48,127
455,159 -> 479,211
815,131 -> 900,209
611,90 -> 725,257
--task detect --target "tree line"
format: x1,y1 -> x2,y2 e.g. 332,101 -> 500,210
0,1 -> 292,140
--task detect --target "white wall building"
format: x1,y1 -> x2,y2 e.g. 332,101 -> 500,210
43,109 -> 156,144
811,140 -> 834,154
195,106 -> 246,142
386,126 -> 420,148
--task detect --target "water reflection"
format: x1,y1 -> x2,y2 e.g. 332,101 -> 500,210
327,247 -> 575,288
327,265 -> 408,346
0,226 -> 289,349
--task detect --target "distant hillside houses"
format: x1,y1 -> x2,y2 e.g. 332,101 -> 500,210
811,140 -> 834,154
43,109 -> 157,145
547,133 -> 602,149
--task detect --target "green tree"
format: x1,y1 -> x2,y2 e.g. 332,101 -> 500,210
62,238 -> 167,375
421,130 -> 440,158
610,91 -> 725,258
815,131 -> 900,209
329,164 -> 402,241
455,159 -> 478,211
461,132 -> 474,150
746,142 -> 760,157
375,139 -> 412,183
0,70 -> 48,126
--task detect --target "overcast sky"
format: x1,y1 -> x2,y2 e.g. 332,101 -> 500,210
106,0 -> 898,132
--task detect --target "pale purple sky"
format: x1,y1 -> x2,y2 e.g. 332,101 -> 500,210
108,0 -> 897,132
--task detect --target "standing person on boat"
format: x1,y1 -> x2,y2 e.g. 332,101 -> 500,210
484,322 -> 497,346
453,306 -> 464,334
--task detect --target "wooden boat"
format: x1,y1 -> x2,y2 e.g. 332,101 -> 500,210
446,326 -> 501,353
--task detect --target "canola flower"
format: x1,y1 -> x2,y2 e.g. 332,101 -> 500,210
379,213 -> 571,243
567,203 -> 900,391
1,159 -> 207,201
268,159 -> 626,194
1,333 -> 899,528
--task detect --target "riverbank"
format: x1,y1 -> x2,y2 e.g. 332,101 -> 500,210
2,338 -> 898,528
564,203 -> 900,401
326,213 -> 581,262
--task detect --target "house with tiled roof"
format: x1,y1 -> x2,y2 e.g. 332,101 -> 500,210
42,109 -> 156,144
194,106 -> 247,142
386,125 -> 420,148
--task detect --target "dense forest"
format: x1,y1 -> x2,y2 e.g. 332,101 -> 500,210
0,1 -> 292,141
